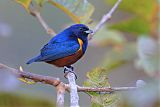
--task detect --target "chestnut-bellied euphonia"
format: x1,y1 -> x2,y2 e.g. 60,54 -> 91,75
26,24 -> 93,77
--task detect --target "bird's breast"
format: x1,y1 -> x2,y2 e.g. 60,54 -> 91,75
47,38 -> 84,67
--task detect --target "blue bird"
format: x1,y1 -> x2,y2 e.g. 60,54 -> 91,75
26,24 -> 93,77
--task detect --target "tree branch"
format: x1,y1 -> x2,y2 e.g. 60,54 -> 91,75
0,63 -> 60,87
77,86 -> 137,93
89,0 -> 122,40
0,63 -> 138,94
67,72 -> 79,107
29,7 -> 56,36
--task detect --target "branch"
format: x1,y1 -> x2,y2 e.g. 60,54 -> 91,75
0,63 -> 60,87
89,0 -> 122,40
29,7 -> 56,36
0,63 -> 138,94
0,63 -> 142,107
66,72 -> 79,107
77,86 -> 137,93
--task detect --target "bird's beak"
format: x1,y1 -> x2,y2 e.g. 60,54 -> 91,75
85,29 -> 93,34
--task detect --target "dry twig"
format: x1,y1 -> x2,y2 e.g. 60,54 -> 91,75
29,6 -> 56,36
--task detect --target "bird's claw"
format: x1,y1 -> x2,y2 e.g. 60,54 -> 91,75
64,66 -> 77,80
64,66 -> 73,73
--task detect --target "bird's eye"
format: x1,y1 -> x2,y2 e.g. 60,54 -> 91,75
79,28 -> 83,30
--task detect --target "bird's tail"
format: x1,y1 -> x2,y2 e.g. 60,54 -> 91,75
26,55 -> 41,64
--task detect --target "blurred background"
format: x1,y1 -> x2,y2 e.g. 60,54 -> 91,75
0,0 -> 159,107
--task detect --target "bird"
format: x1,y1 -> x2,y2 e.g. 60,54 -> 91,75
26,24 -> 93,78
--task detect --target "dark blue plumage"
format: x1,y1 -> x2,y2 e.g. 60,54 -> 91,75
26,24 -> 93,67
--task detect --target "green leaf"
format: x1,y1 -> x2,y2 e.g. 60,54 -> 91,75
109,17 -> 150,35
16,0 -> 32,12
91,93 -> 119,107
83,68 -> 120,107
106,0 -> 157,35
83,42 -> 136,106
107,0 -> 156,20
18,78 -> 36,84
35,0 -> 47,6
15,0 -> 94,23
84,68 -> 110,88
48,0 -> 94,23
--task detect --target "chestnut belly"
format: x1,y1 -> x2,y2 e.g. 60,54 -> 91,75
46,50 -> 83,67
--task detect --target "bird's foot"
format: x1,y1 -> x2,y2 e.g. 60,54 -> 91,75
64,66 -> 77,80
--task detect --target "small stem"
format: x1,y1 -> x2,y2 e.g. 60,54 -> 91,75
77,86 -> 137,92
29,8 -> 56,36
67,72 -> 79,107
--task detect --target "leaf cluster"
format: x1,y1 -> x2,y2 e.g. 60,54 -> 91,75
15,0 -> 94,24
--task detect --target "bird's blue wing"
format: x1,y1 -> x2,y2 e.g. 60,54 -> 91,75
26,30 -> 79,64
38,40 -> 79,62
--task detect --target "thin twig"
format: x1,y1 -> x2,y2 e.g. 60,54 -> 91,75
89,0 -> 122,40
29,8 -> 56,36
77,86 -> 137,92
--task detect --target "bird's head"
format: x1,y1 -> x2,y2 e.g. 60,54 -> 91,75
68,24 -> 93,41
